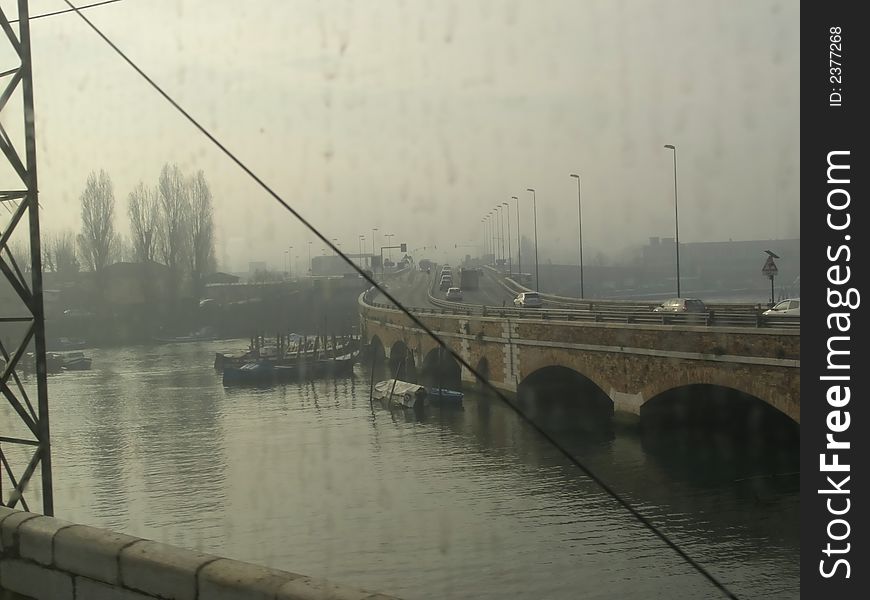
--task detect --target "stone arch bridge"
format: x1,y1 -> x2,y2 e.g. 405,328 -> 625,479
359,295 -> 800,424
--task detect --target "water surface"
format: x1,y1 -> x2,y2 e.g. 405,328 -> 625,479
41,341 -> 798,599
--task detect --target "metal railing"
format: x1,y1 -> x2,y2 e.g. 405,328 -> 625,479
363,270 -> 800,330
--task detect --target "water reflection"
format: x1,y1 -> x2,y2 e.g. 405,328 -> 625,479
46,341 -> 797,599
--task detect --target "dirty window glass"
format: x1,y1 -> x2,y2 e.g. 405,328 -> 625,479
1,1 -> 799,599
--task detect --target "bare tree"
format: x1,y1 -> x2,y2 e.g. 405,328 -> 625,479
4,239 -> 31,274
77,170 -> 116,272
127,182 -> 160,263
48,230 -> 79,275
157,163 -> 190,273
111,234 -> 134,263
187,170 -> 215,293
41,241 -> 55,273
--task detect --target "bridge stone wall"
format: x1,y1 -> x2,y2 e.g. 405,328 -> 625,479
0,507 -> 398,600
360,300 -> 800,423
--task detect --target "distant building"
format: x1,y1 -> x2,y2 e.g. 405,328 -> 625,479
101,261 -> 173,306
248,261 -> 267,275
203,272 -> 240,285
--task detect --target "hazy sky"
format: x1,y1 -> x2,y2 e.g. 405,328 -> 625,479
16,0 -> 798,271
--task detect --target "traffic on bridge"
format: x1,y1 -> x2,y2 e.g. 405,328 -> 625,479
370,262 -> 799,330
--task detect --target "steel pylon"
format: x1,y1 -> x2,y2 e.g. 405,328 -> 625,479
0,1 -> 53,515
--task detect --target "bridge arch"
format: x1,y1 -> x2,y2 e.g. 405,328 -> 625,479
639,383 -> 800,482
420,347 -> 461,389
367,335 -> 386,366
518,365 -> 614,431
388,340 -> 417,381
639,365 -> 799,424
641,383 -> 800,431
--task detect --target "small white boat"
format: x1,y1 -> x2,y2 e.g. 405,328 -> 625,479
373,379 -> 428,409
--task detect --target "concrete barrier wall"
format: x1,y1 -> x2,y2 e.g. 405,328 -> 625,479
0,507 -> 399,600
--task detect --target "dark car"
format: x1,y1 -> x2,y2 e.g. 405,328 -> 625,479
652,298 -> 707,313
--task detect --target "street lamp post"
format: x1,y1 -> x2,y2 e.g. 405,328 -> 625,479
385,233 -> 394,262
358,235 -> 365,268
526,188 -> 539,291
480,218 -> 486,262
491,210 -> 499,266
371,228 -> 378,274
490,210 -> 496,266
570,173 -> 584,298
307,241 -> 312,275
289,245 -> 293,279
664,145 -> 681,297
492,208 -> 498,267
502,201 -> 512,276
284,250 -> 289,277
497,205 -> 506,270
483,214 -> 492,258
489,212 -> 495,264
485,218 -> 491,263
512,196 -> 521,277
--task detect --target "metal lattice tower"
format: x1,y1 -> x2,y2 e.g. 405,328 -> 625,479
0,1 -> 53,515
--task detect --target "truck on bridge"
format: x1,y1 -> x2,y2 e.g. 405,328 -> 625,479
459,267 -> 482,290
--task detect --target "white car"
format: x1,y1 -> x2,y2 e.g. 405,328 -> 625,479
445,287 -> 463,301
763,298 -> 800,316
513,292 -> 543,308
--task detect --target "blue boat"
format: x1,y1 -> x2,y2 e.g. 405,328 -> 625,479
223,361 -> 267,385
427,387 -> 464,405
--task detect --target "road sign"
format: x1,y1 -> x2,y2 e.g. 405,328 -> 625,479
762,256 -> 778,277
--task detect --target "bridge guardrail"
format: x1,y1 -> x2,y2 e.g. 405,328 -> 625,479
486,266 -> 772,311
365,283 -> 798,330
479,266 -> 795,327
364,267 -> 798,330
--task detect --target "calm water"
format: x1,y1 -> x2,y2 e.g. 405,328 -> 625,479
31,342 -> 797,599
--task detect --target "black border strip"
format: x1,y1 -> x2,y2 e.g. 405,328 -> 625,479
802,2 -> 867,597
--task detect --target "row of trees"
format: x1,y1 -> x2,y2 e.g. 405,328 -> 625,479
43,163 -> 216,292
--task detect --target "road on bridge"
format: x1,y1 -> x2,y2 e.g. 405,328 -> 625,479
373,267 -> 516,311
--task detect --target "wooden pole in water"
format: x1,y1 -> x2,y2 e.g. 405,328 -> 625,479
387,350 -> 405,406
368,346 -> 377,405
436,347 -> 443,399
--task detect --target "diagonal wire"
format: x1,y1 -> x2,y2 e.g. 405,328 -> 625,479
60,2 -> 739,597
9,0 -> 126,23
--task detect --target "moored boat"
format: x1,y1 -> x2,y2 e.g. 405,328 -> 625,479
222,351 -> 358,386
223,361 -> 288,386
216,338 -> 358,370
59,351 -> 92,371
372,379 -> 428,410
427,387 -> 463,405
47,337 -> 88,351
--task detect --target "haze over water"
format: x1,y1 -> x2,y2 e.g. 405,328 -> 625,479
44,342 -> 798,599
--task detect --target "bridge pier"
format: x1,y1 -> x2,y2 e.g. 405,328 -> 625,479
609,390 -> 644,415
